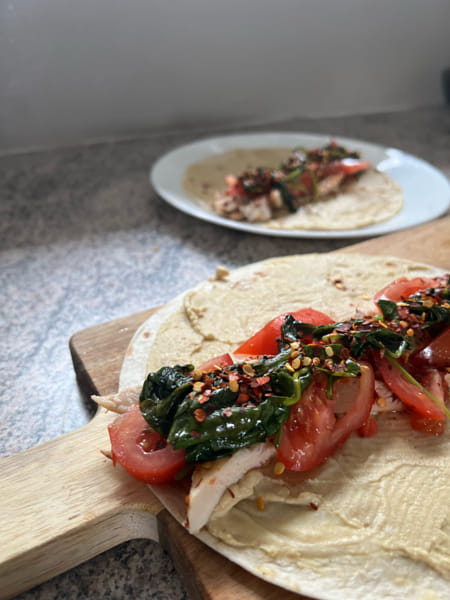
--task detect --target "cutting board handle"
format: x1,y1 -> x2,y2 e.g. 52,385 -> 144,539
0,411 -> 161,600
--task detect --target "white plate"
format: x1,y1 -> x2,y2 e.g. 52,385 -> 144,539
150,132 -> 450,238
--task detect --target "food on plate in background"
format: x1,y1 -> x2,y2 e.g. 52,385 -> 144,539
183,142 -> 404,230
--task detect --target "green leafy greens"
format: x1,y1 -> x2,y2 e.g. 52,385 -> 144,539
139,275 -> 450,463
139,348 -> 309,463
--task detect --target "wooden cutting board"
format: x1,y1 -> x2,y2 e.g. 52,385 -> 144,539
1,216 -> 449,600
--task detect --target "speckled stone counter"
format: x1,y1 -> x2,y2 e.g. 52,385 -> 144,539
1,106 -> 449,599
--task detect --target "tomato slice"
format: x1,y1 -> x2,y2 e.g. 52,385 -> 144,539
197,353 -> 234,372
329,363 -> 375,449
358,416 -> 379,438
225,175 -> 245,196
374,357 -> 446,420
409,370 -> 448,435
108,405 -> 186,484
297,170 -> 316,194
234,308 -> 334,357
410,327 -> 450,369
277,364 -> 374,471
323,159 -> 370,176
374,276 -> 444,304
277,374 -> 335,471
338,159 -> 370,175
410,415 -> 446,436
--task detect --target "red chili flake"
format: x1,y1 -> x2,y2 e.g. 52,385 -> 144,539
227,487 -> 235,498
190,430 -> 201,439
312,345 -> 322,356
310,502 -> 319,511
250,375 -> 270,388
237,393 -> 250,405
100,450 -> 113,461
194,408 -> 207,422
252,388 -> 263,400
398,306 -> 410,319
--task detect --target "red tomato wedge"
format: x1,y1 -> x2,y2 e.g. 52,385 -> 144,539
324,159 -> 370,176
410,327 -> 450,369
374,357 -> 446,420
234,308 -> 334,357
225,175 -> 244,196
277,374 -> 335,471
329,364 -> 375,449
197,353 -> 234,372
296,170 -> 316,194
108,405 -> 186,484
358,416 -> 379,438
409,369 -> 448,435
277,364 -> 374,471
374,276 -> 445,304
410,415 -> 446,436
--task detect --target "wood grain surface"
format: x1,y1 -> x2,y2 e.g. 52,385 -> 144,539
0,215 -> 448,600
339,214 -> 449,268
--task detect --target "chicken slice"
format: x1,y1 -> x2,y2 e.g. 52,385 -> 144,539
316,172 -> 345,196
372,379 -> 404,413
92,386 -> 141,414
214,192 -> 273,222
213,193 -> 244,220
187,442 -> 276,533
239,196 -> 272,222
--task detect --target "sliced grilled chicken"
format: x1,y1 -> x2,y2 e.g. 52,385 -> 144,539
187,442 -> 276,533
316,172 -> 345,196
92,386 -> 141,414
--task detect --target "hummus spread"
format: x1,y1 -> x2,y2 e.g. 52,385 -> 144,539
208,412 -> 450,579
144,254 -> 434,372
182,148 -> 404,230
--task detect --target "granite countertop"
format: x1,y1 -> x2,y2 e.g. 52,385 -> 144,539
1,106 -> 449,599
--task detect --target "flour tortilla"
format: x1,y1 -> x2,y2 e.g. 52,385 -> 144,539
182,149 -> 404,230
119,253 -> 449,600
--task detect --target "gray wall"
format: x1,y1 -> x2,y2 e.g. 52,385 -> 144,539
1,0 -> 449,153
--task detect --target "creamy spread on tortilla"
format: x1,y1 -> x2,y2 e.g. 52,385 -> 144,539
118,253 -> 449,599
208,412 -> 450,580
143,255 -> 435,373
183,148 -> 404,230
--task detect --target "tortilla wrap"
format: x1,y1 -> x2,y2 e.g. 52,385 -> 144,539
182,149 -> 403,230
119,253 -> 449,600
